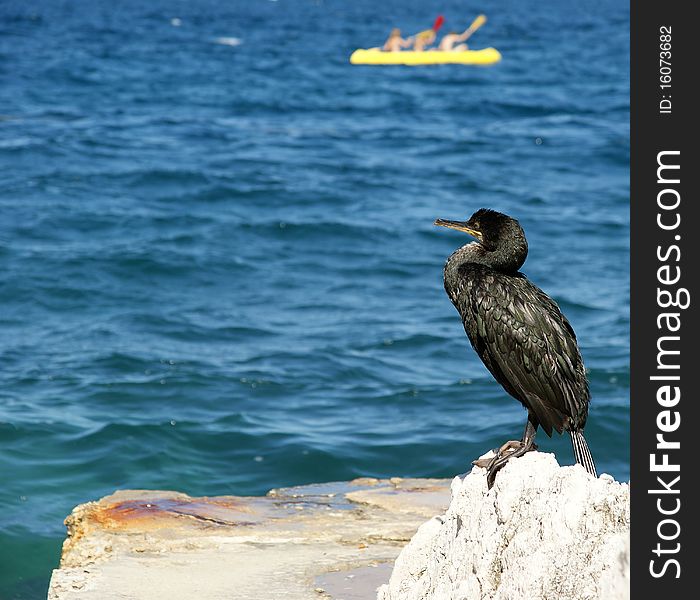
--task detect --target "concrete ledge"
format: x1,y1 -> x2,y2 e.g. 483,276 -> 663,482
48,478 -> 451,600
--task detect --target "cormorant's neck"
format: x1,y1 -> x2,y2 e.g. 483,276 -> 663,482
448,239 -> 527,274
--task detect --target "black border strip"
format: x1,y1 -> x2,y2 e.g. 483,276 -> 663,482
631,1 -> 696,592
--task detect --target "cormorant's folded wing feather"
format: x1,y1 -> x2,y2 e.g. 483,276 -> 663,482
453,265 -> 590,435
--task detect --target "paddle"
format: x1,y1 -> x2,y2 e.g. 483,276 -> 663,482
413,15 -> 444,41
460,14 -> 487,43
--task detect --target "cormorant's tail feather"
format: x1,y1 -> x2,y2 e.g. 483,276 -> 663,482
570,430 -> 597,477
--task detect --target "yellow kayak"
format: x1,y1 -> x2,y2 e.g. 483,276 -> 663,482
349,47 -> 501,66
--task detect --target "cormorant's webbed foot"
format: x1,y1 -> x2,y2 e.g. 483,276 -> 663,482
485,438 -> 537,488
475,420 -> 539,489
472,440 -> 524,468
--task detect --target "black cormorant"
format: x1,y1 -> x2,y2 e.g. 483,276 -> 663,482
435,208 -> 597,487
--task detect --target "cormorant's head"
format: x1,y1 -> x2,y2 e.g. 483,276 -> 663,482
434,208 -> 528,271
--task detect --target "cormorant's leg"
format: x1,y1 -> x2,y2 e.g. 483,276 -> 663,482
484,419 -> 538,489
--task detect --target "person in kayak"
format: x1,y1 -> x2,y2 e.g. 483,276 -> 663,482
438,16 -> 487,51
438,30 -> 471,52
383,28 -> 413,52
412,28 -> 436,52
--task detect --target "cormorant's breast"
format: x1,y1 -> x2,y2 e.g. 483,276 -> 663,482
445,261 -> 590,436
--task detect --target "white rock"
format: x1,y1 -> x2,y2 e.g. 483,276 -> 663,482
377,452 -> 630,600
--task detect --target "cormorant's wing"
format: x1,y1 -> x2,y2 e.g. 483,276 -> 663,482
453,265 -> 590,436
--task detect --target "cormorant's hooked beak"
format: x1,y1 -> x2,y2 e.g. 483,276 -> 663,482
434,219 -> 483,241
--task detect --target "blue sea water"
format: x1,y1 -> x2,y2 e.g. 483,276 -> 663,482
0,0 -> 629,597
